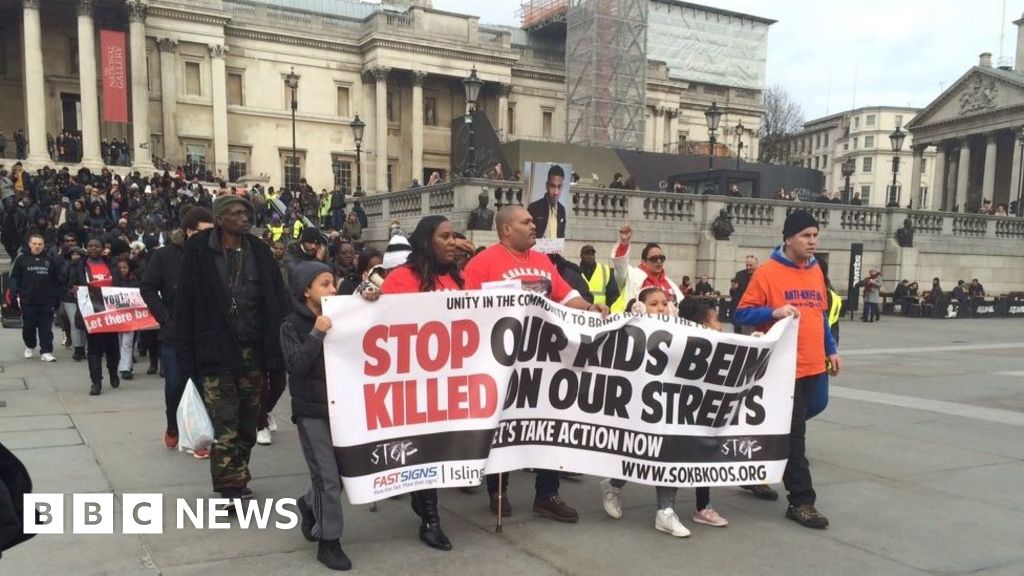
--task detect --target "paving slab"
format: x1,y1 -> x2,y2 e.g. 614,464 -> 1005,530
2,313 -> 1023,575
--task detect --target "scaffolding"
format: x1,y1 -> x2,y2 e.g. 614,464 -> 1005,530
519,0 -> 569,33
564,0 -> 647,150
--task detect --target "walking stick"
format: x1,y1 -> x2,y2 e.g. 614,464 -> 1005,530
495,474 -> 504,534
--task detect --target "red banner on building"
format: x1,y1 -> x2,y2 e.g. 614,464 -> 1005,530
100,30 -> 128,123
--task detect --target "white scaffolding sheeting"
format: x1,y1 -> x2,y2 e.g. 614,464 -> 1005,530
565,0 -> 648,149
646,2 -> 768,90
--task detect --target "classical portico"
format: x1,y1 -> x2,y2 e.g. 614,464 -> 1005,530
907,54 -> 1024,213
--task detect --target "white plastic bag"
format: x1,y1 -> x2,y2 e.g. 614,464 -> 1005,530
176,380 -> 214,452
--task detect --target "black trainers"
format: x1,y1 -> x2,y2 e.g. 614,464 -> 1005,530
297,496 -> 316,542
742,484 -> 780,501
532,495 -> 579,523
786,504 -> 829,529
317,539 -> 352,571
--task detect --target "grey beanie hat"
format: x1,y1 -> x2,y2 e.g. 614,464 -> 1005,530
290,261 -> 334,303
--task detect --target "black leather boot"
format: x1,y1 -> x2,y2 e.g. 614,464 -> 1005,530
87,356 -> 102,396
411,490 -> 451,551
316,539 -> 352,571
73,347 -> 86,362
107,351 -> 120,388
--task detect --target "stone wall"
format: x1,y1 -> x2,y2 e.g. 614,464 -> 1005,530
358,179 -> 1024,295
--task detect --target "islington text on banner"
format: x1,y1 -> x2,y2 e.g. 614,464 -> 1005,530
76,286 -> 159,334
323,290 -> 798,504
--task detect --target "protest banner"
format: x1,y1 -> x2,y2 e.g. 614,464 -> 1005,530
76,286 -> 159,334
323,290 -> 797,504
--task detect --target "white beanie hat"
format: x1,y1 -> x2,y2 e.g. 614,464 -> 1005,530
382,235 -> 412,270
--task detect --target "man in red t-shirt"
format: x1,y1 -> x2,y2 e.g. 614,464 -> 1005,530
463,206 -> 608,524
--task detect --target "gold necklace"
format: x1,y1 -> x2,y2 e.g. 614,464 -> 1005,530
502,244 -> 531,265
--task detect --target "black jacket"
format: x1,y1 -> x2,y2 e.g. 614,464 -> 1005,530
280,303 -> 329,421
0,441 -> 35,557
140,233 -> 184,342
173,229 -> 289,379
9,251 -> 57,306
528,197 -> 567,239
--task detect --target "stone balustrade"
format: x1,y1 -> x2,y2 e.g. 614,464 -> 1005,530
356,179 -> 1024,295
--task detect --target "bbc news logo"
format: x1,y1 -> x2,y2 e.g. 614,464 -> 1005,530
23,494 -> 299,534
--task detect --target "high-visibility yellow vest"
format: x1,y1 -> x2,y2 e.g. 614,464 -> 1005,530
268,224 -> 284,242
293,218 -> 304,239
828,288 -> 842,326
586,264 -> 626,313
319,195 -> 332,218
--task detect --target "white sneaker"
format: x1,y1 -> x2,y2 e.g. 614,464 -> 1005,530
600,478 -> 623,519
24,348 -> 34,359
267,413 -> 278,432
256,428 -> 272,445
655,507 -> 691,538
40,353 -> 57,363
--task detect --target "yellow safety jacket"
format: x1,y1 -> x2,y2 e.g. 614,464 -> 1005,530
268,224 -> 284,242
828,288 -> 842,326
292,218 -> 304,240
586,263 -> 626,313
319,195 -> 332,219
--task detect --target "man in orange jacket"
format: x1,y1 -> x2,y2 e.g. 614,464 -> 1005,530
735,209 -> 841,529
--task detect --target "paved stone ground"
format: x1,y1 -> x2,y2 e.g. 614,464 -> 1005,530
2,314 -> 1023,575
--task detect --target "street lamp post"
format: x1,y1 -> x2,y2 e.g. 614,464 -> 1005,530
285,67 -> 300,191
841,157 -> 856,204
462,67 -> 482,177
888,125 -> 906,208
1017,127 -> 1024,217
350,114 -> 365,196
734,120 -> 745,171
704,101 -> 722,193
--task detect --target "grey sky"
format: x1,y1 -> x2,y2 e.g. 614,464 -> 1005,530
430,0 -> 1024,123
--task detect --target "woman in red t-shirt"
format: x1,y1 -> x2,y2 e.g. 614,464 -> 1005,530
376,215 -> 464,552
71,237 -> 122,396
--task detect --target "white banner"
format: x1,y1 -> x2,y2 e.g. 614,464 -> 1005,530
323,290 -> 797,504
76,286 -> 159,334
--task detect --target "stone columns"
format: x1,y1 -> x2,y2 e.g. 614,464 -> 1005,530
210,44 -> 229,179
497,84 -> 511,142
982,134 -> 997,205
128,0 -> 153,171
909,146 -> 923,209
372,66 -> 389,193
22,0 -> 49,165
411,71 -> 425,185
156,38 -> 178,162
955,140 -> 971,212
77,0 -> 102,167
653,107 -> 665,153
933,145 -> 947,211
667,108 -> 680,154
1011,132 -> 1023,214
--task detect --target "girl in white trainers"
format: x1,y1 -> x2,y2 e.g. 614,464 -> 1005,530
599,287 -> 691,538
677,297 -> 729,528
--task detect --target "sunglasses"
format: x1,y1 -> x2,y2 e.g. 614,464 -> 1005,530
646,255 -> 666,263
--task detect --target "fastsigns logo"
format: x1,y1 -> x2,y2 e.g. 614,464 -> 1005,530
372,466 -> 439,488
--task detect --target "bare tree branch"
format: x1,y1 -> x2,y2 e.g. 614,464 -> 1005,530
758,85 -> 804,164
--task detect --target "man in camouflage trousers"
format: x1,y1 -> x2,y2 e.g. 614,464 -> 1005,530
174,195 -> 289,500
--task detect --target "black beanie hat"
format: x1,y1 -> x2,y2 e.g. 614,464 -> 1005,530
300,227 -> 323,244
290,261 -> 333,303
783,210 -> 819,240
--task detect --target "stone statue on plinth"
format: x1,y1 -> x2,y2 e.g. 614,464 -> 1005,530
896,217 -> 914,248
467,191 -> 495,231
711,208 -> 734,241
